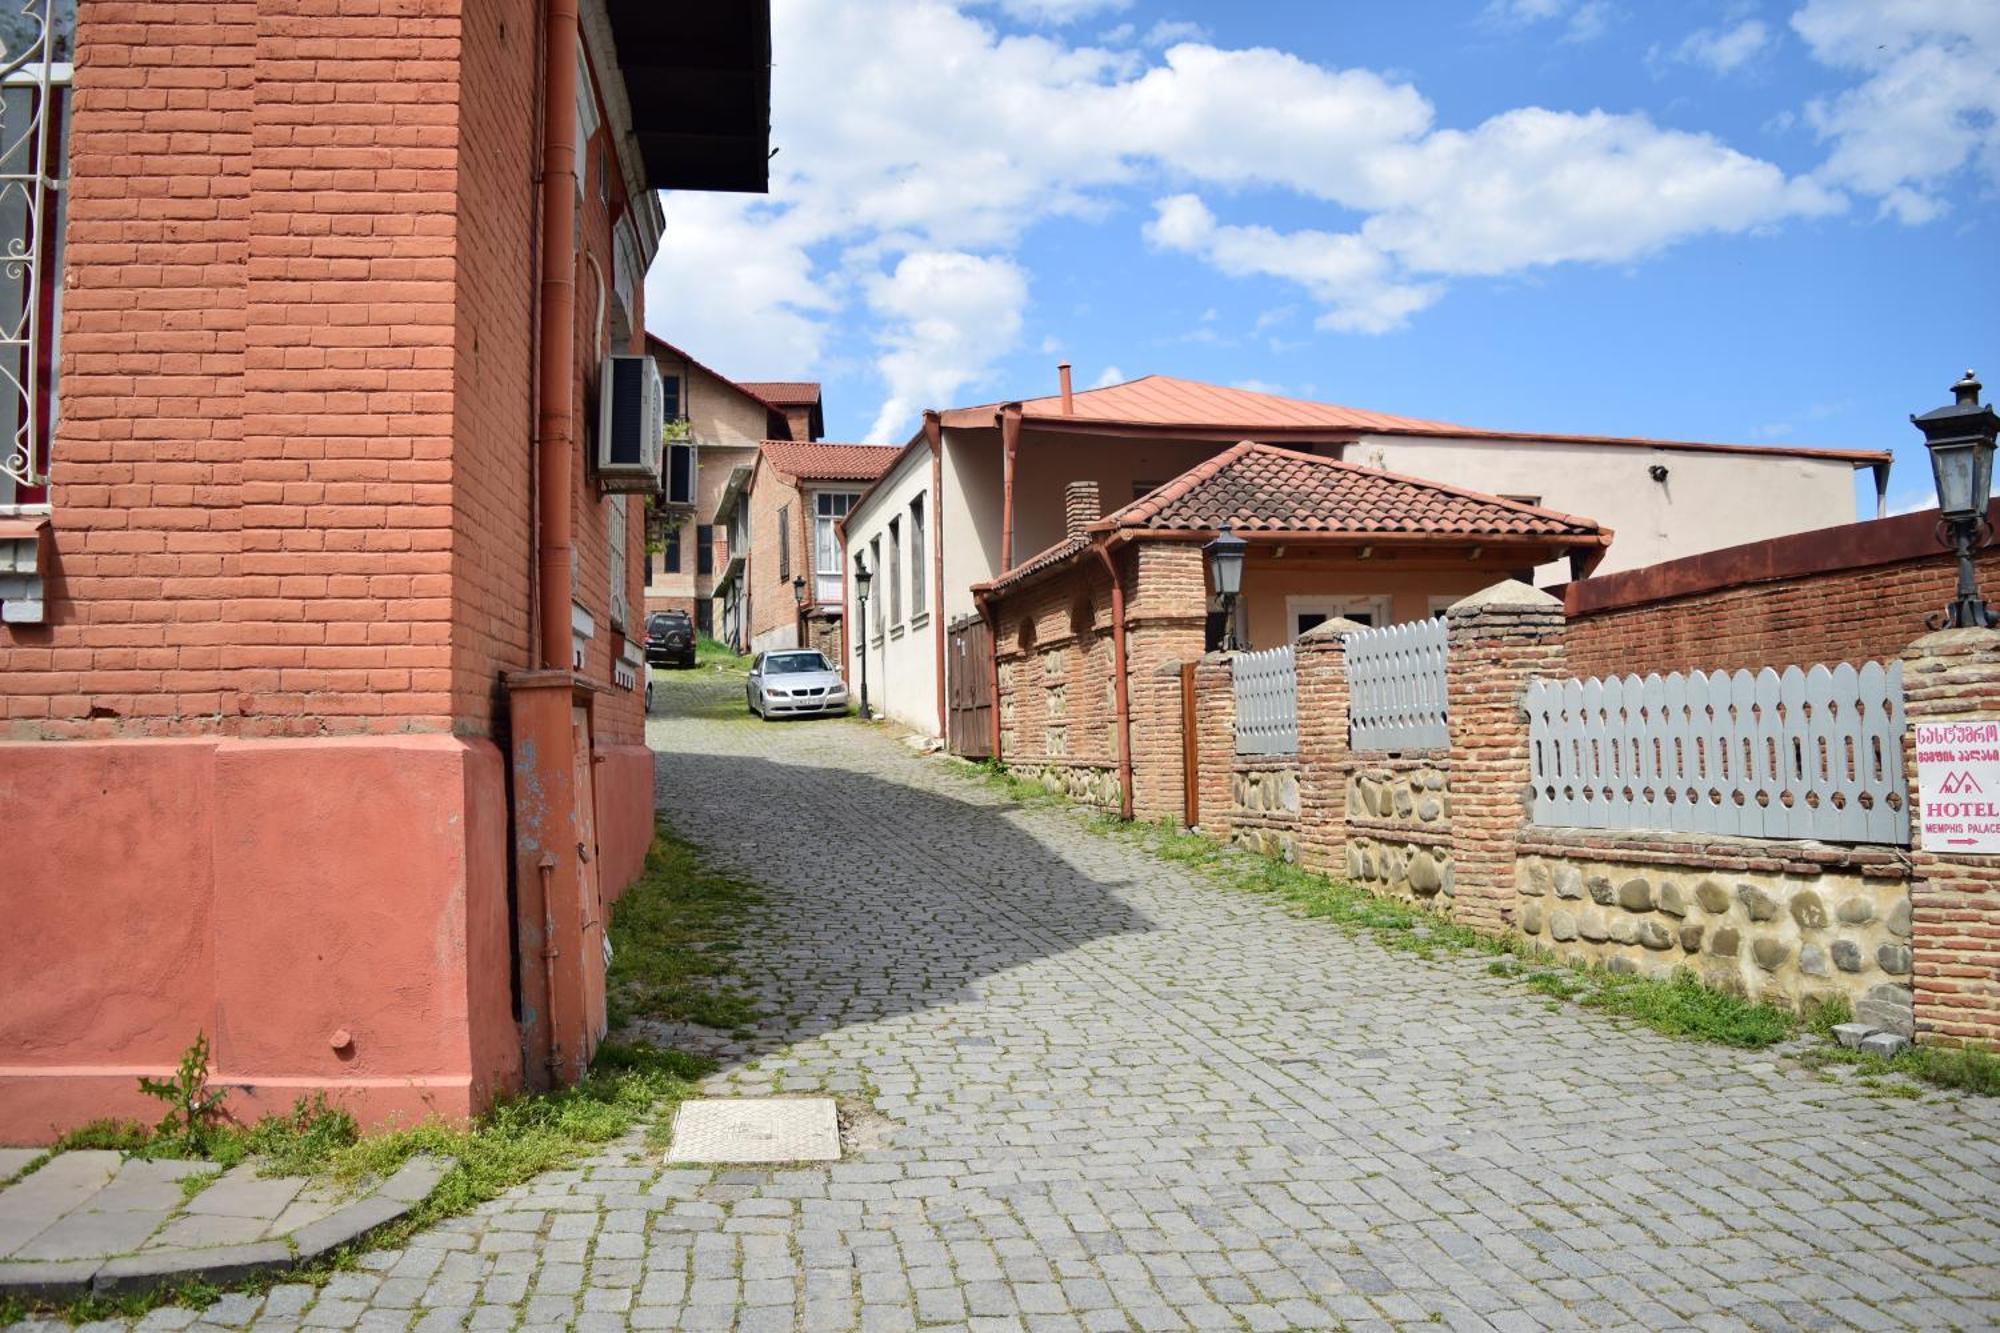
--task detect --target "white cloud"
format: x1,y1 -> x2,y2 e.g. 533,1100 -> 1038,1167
1672,18 -> 1771,73
645,0 -> 1893,437
1145,19 -> 1207,47
863,251 -> 1028,443
1484,0 -> 1614,43
989,0 -> 1130,25
1793,0 -> 2000,222
1090,365 -> 1125,388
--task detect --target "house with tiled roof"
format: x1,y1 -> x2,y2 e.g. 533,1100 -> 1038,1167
966,442 -> 1613,813
710,440 -> 901,657
640,336 -> 822,630
839,365 -> 1891,741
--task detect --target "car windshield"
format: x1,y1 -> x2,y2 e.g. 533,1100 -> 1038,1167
764,651 -> 832,675
648,615 -> 686,633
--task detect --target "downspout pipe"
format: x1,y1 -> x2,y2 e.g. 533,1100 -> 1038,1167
999,403 -> 1021,571
536,0 -> 581,669
1093,540 -> 1135,821
925,411 -> 946,738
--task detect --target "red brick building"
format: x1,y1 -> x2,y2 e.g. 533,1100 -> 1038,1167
713,440 -> 899,658
0,0 -> 771,1142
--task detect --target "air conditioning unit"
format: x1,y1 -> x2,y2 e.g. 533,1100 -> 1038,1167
595,353 -> 664,493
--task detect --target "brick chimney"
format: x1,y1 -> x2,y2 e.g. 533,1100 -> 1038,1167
1065,480 -> 1100,538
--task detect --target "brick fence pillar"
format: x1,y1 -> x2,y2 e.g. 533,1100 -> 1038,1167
1296,617 -> 1366,876
1446,581 -> 1566,934
1193,651 -> 1236,841
1903,627 -> 2000,1049
1128,658 -> 1187,823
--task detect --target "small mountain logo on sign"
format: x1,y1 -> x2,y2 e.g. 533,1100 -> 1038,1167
1941,770 -> 1984,795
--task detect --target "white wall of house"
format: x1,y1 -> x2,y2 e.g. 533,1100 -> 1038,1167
1355,435 -> 1870,581
844,445 -> 940,735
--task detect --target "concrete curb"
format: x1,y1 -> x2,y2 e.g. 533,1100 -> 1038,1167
0,1154 -> 452,1303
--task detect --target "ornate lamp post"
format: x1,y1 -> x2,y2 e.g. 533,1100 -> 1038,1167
852,555 -> 874,719
791,573 -> 808,648
1204,528 -> 1248,651
1913,370 -> 2000,630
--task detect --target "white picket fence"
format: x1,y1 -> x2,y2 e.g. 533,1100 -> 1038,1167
1525,661 -> 1908,844
1347,617 -> 1449,751
1233,644 -> 1298,755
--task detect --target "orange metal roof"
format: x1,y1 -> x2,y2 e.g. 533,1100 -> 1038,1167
759,440 -> 901,483
737,380 -> 822,407
935,371 -> 1889,464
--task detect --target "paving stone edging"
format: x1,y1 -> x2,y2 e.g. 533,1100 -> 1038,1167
0,1155 -> 452,1304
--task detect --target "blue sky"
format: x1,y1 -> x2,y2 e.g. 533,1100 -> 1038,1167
645,0 -> 1999,516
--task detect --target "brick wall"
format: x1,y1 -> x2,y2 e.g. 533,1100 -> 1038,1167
1563,503 -> 1999,677
990,553 -> 1118,781
744,454 -> 807,649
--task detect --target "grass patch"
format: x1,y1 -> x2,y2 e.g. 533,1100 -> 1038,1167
6,819 -> 761,1323
695,634 -> 751,671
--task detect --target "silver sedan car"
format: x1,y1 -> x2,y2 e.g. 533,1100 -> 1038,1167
746,649 -> 851,719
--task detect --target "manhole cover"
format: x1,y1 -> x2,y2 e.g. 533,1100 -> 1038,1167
666,1098 -> 841,1164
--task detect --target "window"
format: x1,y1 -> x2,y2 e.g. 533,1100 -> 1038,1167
0,19 -> 72,509
1285,595 -> 1392,638
696,524 -> 714,576
665,441 -> 694,505
887,518 -> 902,626
870,536 -> 883,638
778,504 -> 791,582
814,491 -> 857,603
573,42 -> 598,204
662,375 -> 682,421
663,526 -> 681,574
909,495 -> 926,617
607,496 -> 628,631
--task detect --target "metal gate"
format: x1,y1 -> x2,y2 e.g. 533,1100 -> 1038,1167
947,614 -> 993,758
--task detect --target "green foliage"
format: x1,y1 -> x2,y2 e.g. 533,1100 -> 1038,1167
53,1118 -> 153,1154
1805,992 -> 1854,1039
136,1033 -> 228,1153
606,824 -> 763,1032
695,635 -> 751,670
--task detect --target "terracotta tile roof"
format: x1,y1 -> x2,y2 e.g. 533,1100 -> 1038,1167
934,371 -> 1888,464
980,535 -> 1094,594
759,440 -> 900,483
736,380 -> 822,407
1100,441 -> 1606,540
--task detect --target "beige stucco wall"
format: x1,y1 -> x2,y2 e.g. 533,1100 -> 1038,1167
643,348 -> 772,611
1356,435 -> 1867,582
1239,553 -> 1529,649
941,429 -> 1004,625
844,444 -> 940,736
1010,432 -> 1232,561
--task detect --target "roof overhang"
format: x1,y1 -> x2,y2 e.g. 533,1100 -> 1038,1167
599,1 -> 772,194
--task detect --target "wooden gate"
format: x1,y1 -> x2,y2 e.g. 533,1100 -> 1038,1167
946,614 -> 993,758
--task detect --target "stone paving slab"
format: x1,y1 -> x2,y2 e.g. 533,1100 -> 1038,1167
11,669 -> 2000,1330
0,1155 -> 451,1303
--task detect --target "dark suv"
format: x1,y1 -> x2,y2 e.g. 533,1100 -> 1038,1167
646,610 -> 696,668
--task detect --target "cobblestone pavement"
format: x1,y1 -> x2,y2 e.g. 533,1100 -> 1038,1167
25,669 -> 2000,1331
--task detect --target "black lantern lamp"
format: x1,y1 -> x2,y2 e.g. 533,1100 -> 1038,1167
1204,528 -> 1248,651
791,572 -> 809,654
852,554 -> 874,719
1913,370 -> 2000,629
792,573 -> 807,607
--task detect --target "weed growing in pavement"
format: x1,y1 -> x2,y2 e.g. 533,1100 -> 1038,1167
607,823 -> 764,1033
137,1032 -> 230,1154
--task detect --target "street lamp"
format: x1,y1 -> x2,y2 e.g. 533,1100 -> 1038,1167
852,554 -> 874,719
791,573 -> 807,649
1913,370 -> 2000,629
1204,528 -> 1248,651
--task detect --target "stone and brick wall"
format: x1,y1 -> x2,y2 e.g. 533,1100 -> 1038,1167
989,547 -> 1121,809
1562,501 -> 2000,678
1229,757 -> 1299,860
1344,756 -> 1453,904
1514,832 -> 1913,1027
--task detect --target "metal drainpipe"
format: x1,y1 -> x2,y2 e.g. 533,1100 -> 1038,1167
999,403 -> 1021,571
925,412 -> 946,738
1094,540 -> 1135,821
535,0 -> 581,669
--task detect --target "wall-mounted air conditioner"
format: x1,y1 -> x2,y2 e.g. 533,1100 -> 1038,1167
595,353 -> 664,493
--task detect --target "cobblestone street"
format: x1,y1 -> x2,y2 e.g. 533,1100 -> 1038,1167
29,667 -> 2000,1331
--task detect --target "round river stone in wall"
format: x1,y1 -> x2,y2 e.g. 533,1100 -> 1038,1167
1416,797 -> 1442,822
1521,902 -> 1545,936
1550,909 -> 1578,942
1638,920 -> 1674,951
1709,927 -> 1741,958
1837,896 -> 1876,926
1790,890 -> 1827,930
1695,879 -> 1731,914
1752,938 -> 1790,972
1888,898 -> 1912,939
1878,943 -> 1913,976
1736,884 -> 1778,922
1578,914 -> 1609,944
1679,921 -> 1705,952
1521,861 -> 1550,897
1608,916 -> 1640,945
1555,866 -> 1585,900
1799,943 -> 1830,978
1607,957 -> 1639,975
1656,881 -> 1688,918
1588,876 -> 1615,906
1831,939 -> 1864,973
1407,851 -> 1442,895
1617,878 -> 1654,913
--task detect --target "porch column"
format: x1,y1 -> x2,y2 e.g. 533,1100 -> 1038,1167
1445,581 -> 1566,935
1193,651 -> 1237,842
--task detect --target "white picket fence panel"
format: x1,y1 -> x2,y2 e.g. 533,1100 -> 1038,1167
1526,661 -> 1908,844
1347,617 -> 1449,751
1233,644 -> 1298,756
